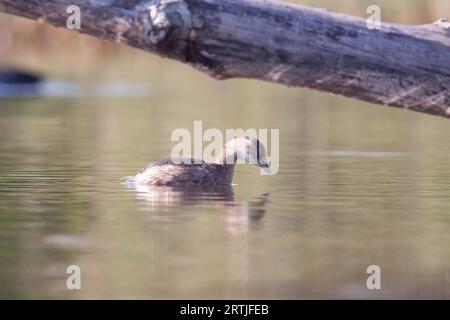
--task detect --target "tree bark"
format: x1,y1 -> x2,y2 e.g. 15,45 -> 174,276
1,0 -> 450,119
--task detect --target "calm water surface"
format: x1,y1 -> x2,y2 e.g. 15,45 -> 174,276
0,82 -> 450,299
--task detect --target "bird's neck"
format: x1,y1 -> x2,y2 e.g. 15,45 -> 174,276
214,144 -> 240,166
213,146 -> 237,184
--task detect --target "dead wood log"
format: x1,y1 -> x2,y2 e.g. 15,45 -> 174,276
1,0 -> 450,118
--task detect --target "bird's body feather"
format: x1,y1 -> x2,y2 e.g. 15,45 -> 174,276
136,158 -> 234,186
133,137 -> 269,187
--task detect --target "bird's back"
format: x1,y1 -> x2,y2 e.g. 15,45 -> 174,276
135,158 -> 227,186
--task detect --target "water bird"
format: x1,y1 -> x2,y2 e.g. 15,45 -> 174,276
134,136 -> 271,186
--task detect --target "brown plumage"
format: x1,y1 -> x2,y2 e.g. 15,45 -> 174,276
134,137 -> 270,186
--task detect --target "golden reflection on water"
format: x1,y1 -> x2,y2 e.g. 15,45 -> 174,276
0,87 -> 449,299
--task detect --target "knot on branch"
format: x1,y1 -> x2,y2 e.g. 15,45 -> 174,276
433,18 -> 450,30
137,0 -> 200,56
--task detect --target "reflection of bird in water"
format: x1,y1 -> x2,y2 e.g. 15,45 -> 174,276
133,137 -> 271,186
133,183 -> 235,206
221,193 -> 270,235
125,181 -> 270,235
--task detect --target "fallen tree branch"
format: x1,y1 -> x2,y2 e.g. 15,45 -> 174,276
1,0 -> 450,118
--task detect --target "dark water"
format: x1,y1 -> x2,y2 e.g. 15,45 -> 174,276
0,82 -> 450,299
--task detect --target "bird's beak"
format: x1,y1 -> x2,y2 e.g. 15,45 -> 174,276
259,163 -> 272,174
